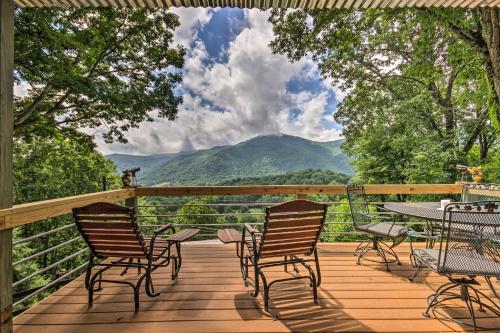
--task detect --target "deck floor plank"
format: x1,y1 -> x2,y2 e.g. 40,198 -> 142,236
14,243 -> 500,332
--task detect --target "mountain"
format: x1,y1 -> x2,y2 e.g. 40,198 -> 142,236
107,134 -> 353,185
106,153 -> 178,177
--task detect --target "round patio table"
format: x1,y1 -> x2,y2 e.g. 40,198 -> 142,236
381,201 -> 500,248
381,201 -> 500,296
381,202 -> 443,249
382,202 -> 443,221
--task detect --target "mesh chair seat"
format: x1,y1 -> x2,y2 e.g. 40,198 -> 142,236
357,222 -> 407,238
413,248 -> 500,276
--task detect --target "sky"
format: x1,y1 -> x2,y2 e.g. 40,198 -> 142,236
41,8 -> 346,155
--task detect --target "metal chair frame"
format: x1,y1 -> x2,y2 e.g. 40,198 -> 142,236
346,184 -> 407,271
411,201 -> 500,332
239,200 -> 327,312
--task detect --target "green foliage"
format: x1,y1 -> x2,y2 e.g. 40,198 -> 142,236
14,137 -> 120,202
14,7 -> 184,144
270,9 -> 498,185
220,169 -> 350,186
467,145 -> 500,183
12,137 -> 120,310
176,198 -> 220,226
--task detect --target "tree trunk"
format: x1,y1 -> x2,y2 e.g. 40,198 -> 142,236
481,9 -> 500,111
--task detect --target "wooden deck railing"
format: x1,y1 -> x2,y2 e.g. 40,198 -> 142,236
1,182 -> 496,329
0,184 -> 464,230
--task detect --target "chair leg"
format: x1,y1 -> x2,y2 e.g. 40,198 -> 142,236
284,256 -> 287,272
133,285 -> 140,312
251,261 -> 260,297
485,277 -> 499,300
145,257 -> 160,297
314,248 -> 322,287
84,254 -> 94,290
423,282 -> 461,317
258,270 -> 269,311
242,257 -> 249,281
120,258 -> 134,276
240,243 -> 247,279
172,242 -> 182,280
408,266 -> 423,282
462,285 -> 478,333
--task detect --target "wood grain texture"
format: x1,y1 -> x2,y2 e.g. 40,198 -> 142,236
0,188 -> 135,230
135,184 -> 464,197
0,1 -> 14,332
13,243 -> 500,333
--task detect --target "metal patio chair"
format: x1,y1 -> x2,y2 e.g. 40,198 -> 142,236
410,201 -> 500,332
461,184 -> 500,296
73,202 -> 199,311
346,184 -> 407,271
240,199 -> 328,311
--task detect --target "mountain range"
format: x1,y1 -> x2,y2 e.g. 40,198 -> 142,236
106,134 -> 353,185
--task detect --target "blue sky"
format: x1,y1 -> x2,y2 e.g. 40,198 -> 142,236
97,8 -> 343,155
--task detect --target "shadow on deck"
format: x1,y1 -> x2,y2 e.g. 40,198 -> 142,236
14,243 -> 500,333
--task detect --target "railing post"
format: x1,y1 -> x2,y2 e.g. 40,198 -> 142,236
0,0 -> 14,332
125,192 -> 138,209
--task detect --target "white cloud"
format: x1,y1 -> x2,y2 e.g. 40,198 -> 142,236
96,9 -> 343,155
170,7 -> 214,48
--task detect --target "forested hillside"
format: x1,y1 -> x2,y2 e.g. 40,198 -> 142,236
108,135 -> 353,185
220,169 -> 350,185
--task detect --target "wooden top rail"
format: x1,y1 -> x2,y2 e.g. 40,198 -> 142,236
135,184 -> 464,197
0,188 -> 135,230
0,184 -> 464,230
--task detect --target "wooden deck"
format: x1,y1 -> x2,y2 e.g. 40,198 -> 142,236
14,243 -> 500,333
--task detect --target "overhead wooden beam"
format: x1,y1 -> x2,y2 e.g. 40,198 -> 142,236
12,0 -> 500,6
0,0 -> 14,331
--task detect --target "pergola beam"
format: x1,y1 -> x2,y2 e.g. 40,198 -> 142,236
11,0 -> 500,7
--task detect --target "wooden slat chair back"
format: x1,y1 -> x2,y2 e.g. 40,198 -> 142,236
73,202 -> 199,311
74,202 -> 147,259
259,200 -> 327,258
241,199 -> 328,311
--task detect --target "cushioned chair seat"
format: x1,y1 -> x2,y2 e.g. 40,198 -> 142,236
413,248 -> 500,276
357,222 -> 407,238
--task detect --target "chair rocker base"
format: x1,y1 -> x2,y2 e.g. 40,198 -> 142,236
353,237 -> 401,271
423,278 -> 500,333
241,254 -> 321,312
85,245 -> 181,312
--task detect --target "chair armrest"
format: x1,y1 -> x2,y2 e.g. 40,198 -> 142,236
361,212 -> 393,221
244,223 -> 259,235
148,223 -> 175,256
407,228 -> 440,239
154,223 -> 173,235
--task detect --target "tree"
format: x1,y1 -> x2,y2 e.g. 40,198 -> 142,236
422,9 -> 500,127
14,7 -> 185,144
176,198 -> 220,226
269,8 -> 498,183
12,136 -> 120,310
